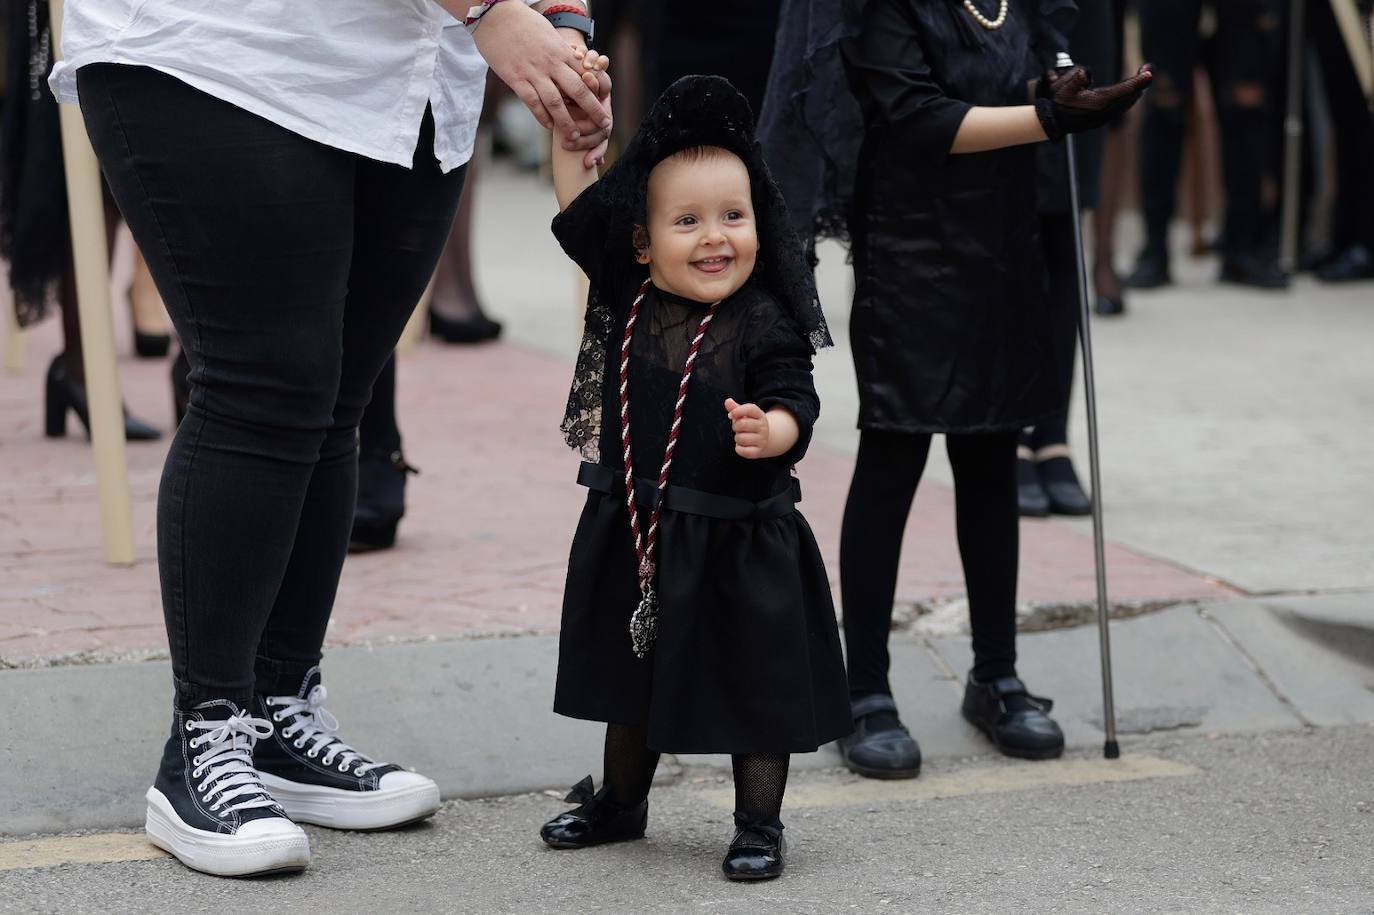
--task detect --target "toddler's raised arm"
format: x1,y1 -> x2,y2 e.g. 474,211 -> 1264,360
552,50 -> 611,211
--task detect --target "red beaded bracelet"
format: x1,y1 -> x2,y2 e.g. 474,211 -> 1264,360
542,4 -> 587,16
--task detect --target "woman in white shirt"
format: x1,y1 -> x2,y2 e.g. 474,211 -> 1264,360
51,0 -> 609,878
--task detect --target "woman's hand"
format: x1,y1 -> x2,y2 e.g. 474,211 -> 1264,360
470,1 -> 612,144
1046,65 -> 1153,137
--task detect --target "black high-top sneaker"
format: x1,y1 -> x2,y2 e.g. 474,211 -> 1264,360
145,700 -> 310,877
253,668 -> 440,830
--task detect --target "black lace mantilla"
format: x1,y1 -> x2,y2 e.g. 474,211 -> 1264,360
555,75 -> 832,459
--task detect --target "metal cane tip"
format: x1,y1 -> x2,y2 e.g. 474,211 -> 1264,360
1103,739 -> 1121,759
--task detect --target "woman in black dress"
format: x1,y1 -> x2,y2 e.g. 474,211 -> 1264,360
762,0 -> 1150,777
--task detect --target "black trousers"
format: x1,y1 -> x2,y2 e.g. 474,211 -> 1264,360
1137,0 -> 1284,260
840,431 -> 1020,696
77,64 -> 465,707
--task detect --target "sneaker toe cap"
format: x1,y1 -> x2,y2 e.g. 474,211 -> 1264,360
237,815 -> 307,840
378,769 -> 439,793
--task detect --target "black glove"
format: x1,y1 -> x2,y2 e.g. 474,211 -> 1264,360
1035,65 -> 1153,142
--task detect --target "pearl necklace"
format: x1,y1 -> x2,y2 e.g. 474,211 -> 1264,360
961,0 -> 1009,30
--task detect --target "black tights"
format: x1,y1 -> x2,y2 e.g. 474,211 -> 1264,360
601,724 -> 789,828
840,430 -> 1019,698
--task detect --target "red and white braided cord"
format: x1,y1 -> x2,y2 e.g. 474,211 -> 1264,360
620,278 -> 722,587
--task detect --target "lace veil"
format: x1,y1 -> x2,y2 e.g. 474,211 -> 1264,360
557,74 -> 832,459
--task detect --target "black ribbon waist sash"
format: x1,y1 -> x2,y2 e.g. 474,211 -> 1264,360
577,462 -> 801,521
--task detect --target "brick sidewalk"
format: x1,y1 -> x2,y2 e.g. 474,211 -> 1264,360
1,317 -> 1236,664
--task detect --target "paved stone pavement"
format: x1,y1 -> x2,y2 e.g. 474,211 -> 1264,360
0,279 -> 1231,665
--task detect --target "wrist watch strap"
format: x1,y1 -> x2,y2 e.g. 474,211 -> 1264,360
545,10 -> 595,43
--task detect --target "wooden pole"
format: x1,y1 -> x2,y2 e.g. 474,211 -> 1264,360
49,0 -> 136,565
396,275 -> 433,355
3,284 -> 22,373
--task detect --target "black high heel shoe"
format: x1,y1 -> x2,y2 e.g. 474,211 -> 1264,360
349,448 -> 419,552
428,309 -> 502,344
540,777 -> 648,849
45,353 -> 160,441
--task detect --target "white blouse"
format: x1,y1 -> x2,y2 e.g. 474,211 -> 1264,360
50,0 -> 537,173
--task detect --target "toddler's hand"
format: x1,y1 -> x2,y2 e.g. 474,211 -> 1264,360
725,398 -> 770,459
565,47 -> 613,166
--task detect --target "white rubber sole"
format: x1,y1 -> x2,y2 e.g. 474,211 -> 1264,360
259,771 -> 441,831
145,787 -> 310,877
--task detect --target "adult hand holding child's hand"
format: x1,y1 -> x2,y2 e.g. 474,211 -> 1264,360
471,1 -> 612,151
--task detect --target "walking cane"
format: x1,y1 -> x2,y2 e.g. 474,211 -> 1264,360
1057,51 -> 1120,760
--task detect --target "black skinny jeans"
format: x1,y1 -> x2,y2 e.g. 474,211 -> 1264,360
77,64 -> 465,707
840,431 -> 1020,697
1137,0 -> 1283,261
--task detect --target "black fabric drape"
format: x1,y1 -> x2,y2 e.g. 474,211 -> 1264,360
1,0 -> 67,326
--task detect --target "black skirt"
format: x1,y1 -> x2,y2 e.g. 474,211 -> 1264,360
553,478 -> 852,754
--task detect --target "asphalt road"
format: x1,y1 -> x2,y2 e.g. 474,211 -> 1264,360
5,725 -> 1371,914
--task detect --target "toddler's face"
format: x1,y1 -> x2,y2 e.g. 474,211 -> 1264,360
640,149 -> 758,303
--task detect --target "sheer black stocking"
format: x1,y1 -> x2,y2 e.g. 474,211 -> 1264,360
731,753 -> 789,830
602,723 -> 660,808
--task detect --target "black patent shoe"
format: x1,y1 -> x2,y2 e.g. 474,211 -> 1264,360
961,675 -> 1064,760
1017,453 -> 1050,518
840,694 -> 921,779
45,353 -> 160,441
722,819 -> 785,881
1036,455 -> 1092,516
349,449 -> 418,553
540,777 -> 648,849
1124,250 -> 1171,289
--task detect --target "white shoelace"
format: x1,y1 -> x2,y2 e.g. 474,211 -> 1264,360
187,714 -> 280,818
267,685 -> 381,776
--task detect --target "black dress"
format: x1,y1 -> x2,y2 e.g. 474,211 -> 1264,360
549,194 -> 852,755
842,0 -> 1064,433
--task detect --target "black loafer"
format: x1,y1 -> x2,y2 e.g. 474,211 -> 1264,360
540,776 -> 647,849
722,821 -> 785,881
1036,456 -> 1092,516
961,675 -> 1064,760
1219,253 -> 1289,290
840,694 -> 921,779
1017,455 -> 1050,517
